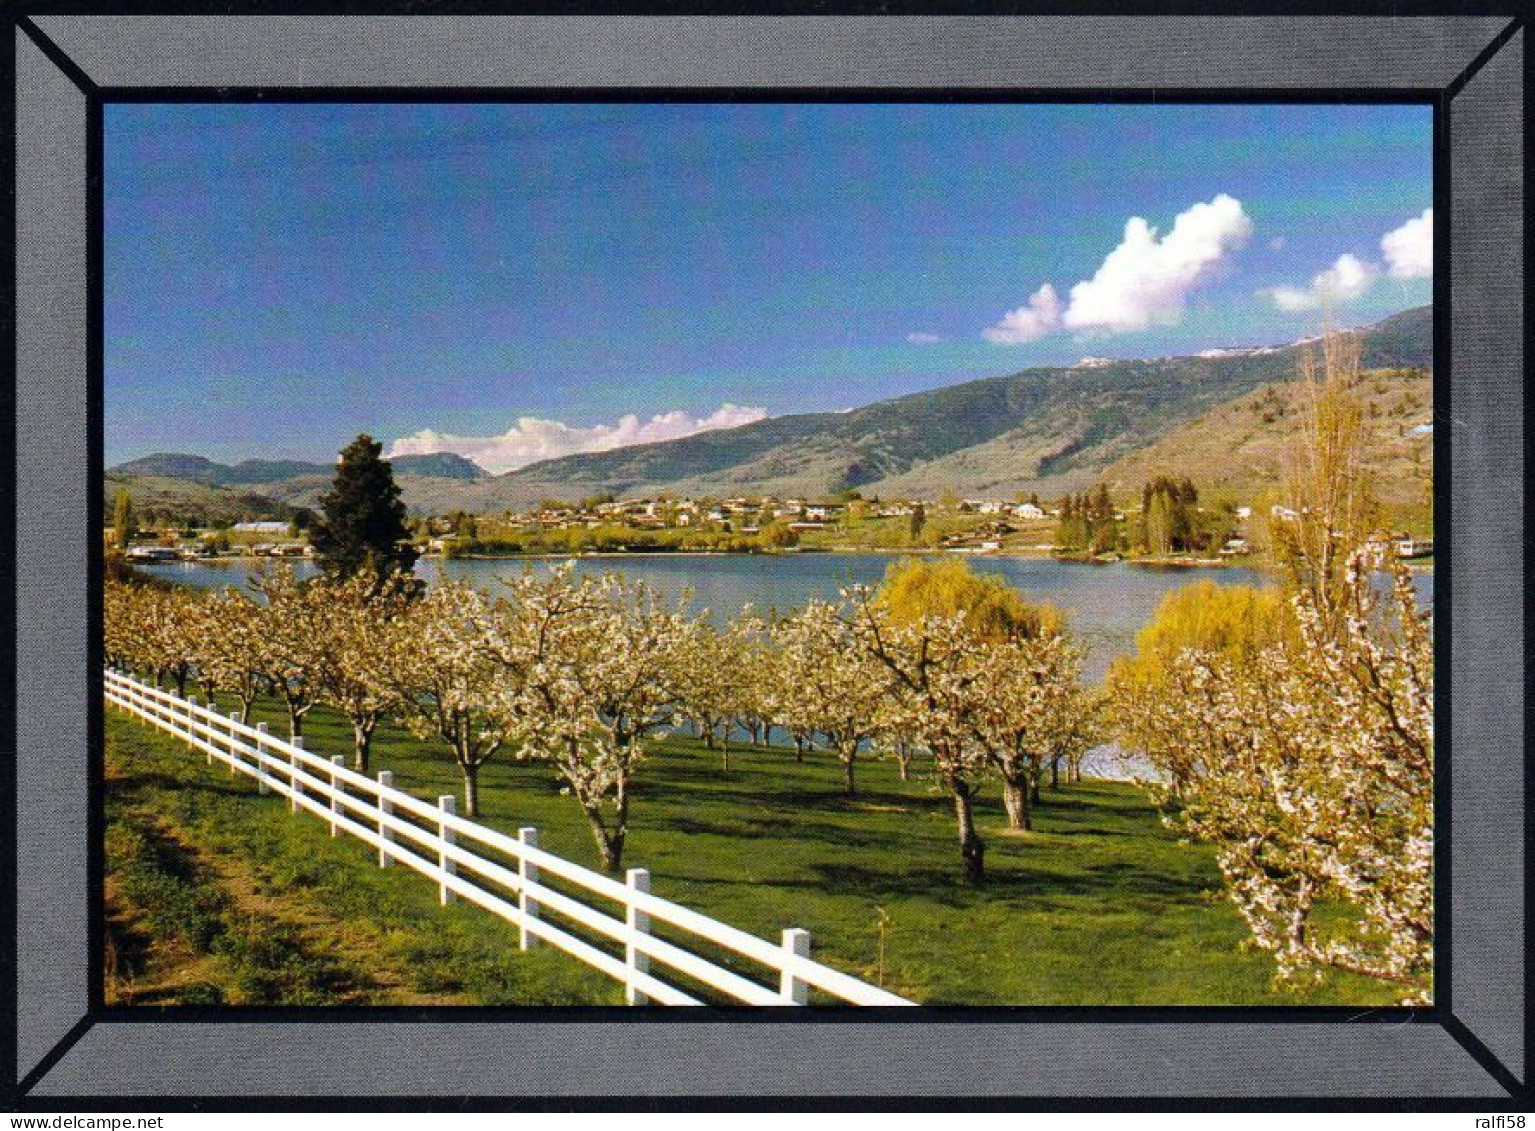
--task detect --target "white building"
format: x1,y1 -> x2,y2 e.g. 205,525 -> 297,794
232,520 -> 290,534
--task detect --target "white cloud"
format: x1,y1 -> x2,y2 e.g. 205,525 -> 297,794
1269,236 -> 1287,251
388,403 -> 769,475
905,331 -> 944,345
1381,208 -> 1433,279
1264,209 -> 1432,312
983,283 -> 1062,344
1062,193 -> 1254,333
1265,252 -> 1382,312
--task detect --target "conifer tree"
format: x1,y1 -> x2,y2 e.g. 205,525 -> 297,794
310,434 -> 419,581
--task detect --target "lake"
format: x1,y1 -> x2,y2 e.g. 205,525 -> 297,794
138,552 -> 1433,778
139,551 -> 1432,683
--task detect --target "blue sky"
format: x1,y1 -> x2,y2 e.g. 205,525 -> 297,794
106,102 -> 1432,470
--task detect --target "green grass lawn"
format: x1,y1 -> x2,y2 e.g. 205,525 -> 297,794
105,692 -> 1399,1008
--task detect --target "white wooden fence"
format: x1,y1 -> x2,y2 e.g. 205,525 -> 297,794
104,667 -> 912,1007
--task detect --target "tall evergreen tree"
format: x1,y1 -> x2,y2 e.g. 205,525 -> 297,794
1094,483 -> 1113,524
310,435 -> 419,581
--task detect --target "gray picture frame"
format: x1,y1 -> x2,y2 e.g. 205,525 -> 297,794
8,12 -> 1526,1104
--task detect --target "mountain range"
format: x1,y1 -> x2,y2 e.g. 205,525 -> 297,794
110,450 -> 488,484
107,305 -> 1431,519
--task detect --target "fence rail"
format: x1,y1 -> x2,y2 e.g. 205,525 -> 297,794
104,667 -> 912,1007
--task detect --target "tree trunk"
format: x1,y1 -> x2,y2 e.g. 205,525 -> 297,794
594,823 -> 625,874
1050,755 -> 1061,789
1002,774 -> 1032,831
461,760 -> 479,817
586,786 -> 628,874
842,750 -> 857,796
952,780 -> 985,883
287,702 -> 304,740
585,807 -> 623,873
1029,766 -> 1042,805
794,734 -> 806,762
239,697 -> 254,726
353,720 -> 373,773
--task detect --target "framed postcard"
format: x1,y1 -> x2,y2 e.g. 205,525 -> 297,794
5,4 -> 1528,1110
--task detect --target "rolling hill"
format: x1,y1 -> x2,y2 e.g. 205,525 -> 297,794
104,452 -> 489,524
464,305 -> 1430,508
1100,365 -> 1433,506
111,451 -> 487,485
101,473 -> 302,526
106,306 -> 1430,518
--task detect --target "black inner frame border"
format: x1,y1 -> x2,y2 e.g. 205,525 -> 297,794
82,81 -> 1449,1026
3,8 -> 1528,1110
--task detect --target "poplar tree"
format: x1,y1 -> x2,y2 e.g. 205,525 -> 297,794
113,488 -> 137,548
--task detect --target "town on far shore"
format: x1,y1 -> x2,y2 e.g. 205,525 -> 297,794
113,479 -> 1434,571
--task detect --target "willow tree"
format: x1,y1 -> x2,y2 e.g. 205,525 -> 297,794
1108,580 -> 1287,799
874,556 -> 1063,642
853,558 -> 1064,880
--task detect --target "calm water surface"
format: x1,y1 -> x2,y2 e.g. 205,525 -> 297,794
144,553 -> 1433,778
145,552 -> 1431,685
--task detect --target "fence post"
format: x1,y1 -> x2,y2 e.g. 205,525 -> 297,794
187,696 -> 209,763
227,710 -> 242,775
289,736 -> 305,813
377,771 -> 394,867
517,827 -> 539,950
780,928 -> 810,1005
329,756 -> 344,836
625,868 -> 651,1006
438,795 -> 457,905
255,723 -> 271,794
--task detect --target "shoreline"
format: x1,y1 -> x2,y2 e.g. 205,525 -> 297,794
149,547 -> 1434,574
